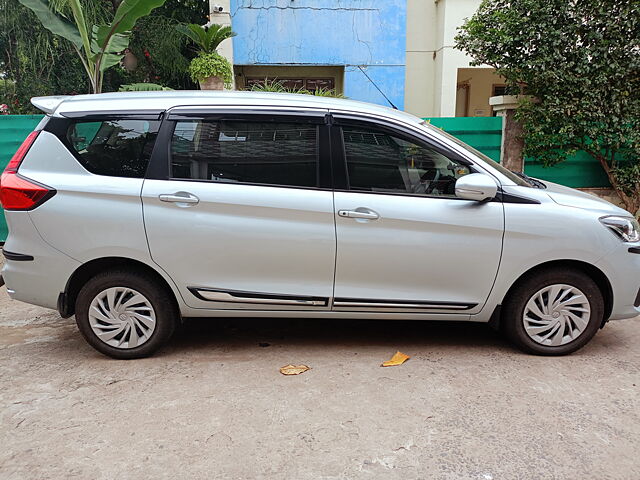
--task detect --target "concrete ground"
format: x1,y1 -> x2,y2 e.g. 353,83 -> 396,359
1,272 -> 639,479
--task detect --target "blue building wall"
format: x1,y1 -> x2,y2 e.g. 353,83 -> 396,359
230,0 -> 407,109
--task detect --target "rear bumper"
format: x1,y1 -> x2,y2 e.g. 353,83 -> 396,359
2,253 -> 79,310
1,212 -> 80,310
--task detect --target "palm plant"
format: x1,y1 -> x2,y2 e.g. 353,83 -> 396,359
119,83 -> 172,91
18,0 -> 167,93
248,79 -> 289,92
175,23 -> 236,54
249,79 -> 346,98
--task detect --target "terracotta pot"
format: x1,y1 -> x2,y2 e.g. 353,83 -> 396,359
122,49 -> 138,72
199,76 -> 224,90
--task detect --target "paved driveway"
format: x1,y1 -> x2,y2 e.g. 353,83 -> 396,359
1,276 -> 639,479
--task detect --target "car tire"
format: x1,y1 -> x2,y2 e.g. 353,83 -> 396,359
502,268 -> 604,356
75,269 -> 178,359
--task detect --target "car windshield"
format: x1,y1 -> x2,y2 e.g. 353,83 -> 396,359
418,121 -> 532,187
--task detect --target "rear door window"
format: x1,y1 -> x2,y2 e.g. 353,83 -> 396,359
67,119 -> 160,178
170,119 -> 319,188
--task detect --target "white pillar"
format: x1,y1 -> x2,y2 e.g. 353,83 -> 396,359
208,0 -> 235,89
490,95 -> 525,171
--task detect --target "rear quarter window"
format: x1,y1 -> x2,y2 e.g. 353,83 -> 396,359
67,119 -> 160,178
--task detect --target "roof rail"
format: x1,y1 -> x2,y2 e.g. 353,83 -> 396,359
31,96 -> 71,114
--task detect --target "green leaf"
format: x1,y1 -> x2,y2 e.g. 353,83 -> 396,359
17,0 -> 82,48
205,24 -> 236,52
176,22 -> 236,54
175,23 -> 205,47
91,25 -> 130,54
110,0 -> 167,36
97,53 -> 124,72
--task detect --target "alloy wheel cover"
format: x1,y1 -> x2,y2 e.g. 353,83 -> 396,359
88,287 -> 157,349
522,284 -> 591,346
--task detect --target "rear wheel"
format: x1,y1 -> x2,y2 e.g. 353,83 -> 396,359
75,269 -> 178,359
502,268 -> 604,355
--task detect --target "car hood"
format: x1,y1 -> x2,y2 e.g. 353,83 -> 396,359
541,180 -> 629,215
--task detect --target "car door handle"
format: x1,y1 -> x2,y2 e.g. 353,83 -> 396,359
338,209 -> 379,220
158,193 -> 199,204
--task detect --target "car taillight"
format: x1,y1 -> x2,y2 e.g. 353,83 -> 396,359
0,130 -> 55,211
4,131 -> 39,174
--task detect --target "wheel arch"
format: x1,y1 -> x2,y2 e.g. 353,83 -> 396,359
498,259 -> 613,326
59,256 -> 181,318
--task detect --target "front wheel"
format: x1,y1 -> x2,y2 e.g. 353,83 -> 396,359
502,268 -> 604,355
75,269 -> 178,359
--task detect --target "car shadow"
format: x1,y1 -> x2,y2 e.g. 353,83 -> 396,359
168,317 -> 511,353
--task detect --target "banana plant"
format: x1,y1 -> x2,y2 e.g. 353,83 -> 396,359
18,0 -> 166,93
176,23 -> 236,54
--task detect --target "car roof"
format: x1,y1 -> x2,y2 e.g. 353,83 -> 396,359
32,91 -> 422,125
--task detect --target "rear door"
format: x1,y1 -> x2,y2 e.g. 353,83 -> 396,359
142,108 -> 336,310
330,115 -> 504,314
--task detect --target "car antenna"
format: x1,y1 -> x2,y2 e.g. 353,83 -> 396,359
357,66 -> 398,110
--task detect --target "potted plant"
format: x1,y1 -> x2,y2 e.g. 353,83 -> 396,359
176,23 -> 236,90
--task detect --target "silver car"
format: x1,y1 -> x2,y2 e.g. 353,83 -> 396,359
1,92 -> 638,358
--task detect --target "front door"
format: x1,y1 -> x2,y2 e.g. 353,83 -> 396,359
142,111 -> 336,310
331,119 -> 504,314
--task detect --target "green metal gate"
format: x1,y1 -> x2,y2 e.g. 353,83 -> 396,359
425,117 -> 502,162
0,114 -> 612,242
0,115 -> 44,242
524,151 -> 610,188
426,117 -> 610,188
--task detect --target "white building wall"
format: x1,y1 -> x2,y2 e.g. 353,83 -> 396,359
208,0 -> 235,88
404,0 -> 437,118
405,0 -> 486,117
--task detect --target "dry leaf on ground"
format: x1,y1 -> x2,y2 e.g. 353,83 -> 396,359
381,351 -> 410,367
279,364 -> 310,375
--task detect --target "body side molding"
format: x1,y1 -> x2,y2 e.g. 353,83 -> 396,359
189,287 -> 329,307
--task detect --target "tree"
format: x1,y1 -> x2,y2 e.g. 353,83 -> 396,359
1,0 -> 207,109
455,0 -> 640,216
18,0 -> 167,93
117,0 -> 209,90
0,0 -> 110,112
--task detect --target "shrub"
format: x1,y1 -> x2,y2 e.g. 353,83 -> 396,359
188,52 -> 233,87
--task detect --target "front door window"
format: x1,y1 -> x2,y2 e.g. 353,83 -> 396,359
342,125 -> 472,196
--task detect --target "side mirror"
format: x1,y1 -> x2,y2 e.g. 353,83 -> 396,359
455,173 -> 498,202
